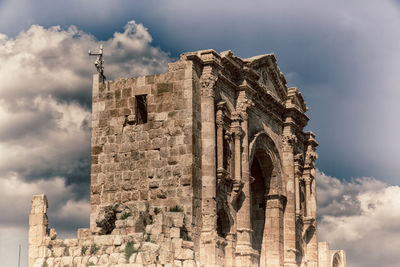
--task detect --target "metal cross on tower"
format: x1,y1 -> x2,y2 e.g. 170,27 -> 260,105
88,44 -> 106,82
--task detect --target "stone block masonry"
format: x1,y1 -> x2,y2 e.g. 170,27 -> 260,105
29,49 -> 346,267
89,58 -> 197,237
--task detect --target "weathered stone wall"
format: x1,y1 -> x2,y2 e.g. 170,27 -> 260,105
90,59 -> 197,237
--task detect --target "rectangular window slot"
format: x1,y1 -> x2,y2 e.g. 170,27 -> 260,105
136,94 -> 147,124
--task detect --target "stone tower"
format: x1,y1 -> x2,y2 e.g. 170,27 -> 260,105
28,49 -> 346,267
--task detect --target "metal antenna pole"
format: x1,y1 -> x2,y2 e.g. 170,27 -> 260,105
88,44 -> 106,82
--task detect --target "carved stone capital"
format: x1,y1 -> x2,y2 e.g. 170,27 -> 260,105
237,97 -> 254,120
216,111 -> 224,126
200,74 -> 218,97
282,133 -> 297,150
232,127 -> 243,139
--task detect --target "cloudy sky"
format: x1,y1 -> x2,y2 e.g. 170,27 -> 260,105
0,1 -> 399,266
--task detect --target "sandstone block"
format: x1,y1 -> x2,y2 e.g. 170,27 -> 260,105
109,252 -> 120,264
170,227 -> 180,238
167,212 -> 184,228
172,238 -> 182,250
175,248 -> 194,260
53,246 -> 65,257
73,256 -> 82,266
61,256 -> 73,266
117,253 -> 127,264
64,238 -> 78,247
99,254 -> 110,265
142,241 -> 159,253
88,256 -> 98,265
135,252 -> 144,264
94,235 -> 114,246
113,235 -> 123,246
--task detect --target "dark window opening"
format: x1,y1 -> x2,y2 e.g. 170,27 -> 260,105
223,129 -> 229,170
136,95 -> 147,124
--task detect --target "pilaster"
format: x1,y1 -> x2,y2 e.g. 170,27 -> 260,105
282,124 -> 298,267
260,194 -> 286,267
302,132 -> 319,267
199,51 -> 220,266
235,92 -> 258,266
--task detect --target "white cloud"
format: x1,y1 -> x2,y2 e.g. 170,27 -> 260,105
317,170 -> 400,267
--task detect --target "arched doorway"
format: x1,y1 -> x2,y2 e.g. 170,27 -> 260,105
248,132 -> 286,267
332,253 -> 342,267
250,151 -> 273,253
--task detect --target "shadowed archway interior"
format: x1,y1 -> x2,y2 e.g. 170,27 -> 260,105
250,150 -> 273,254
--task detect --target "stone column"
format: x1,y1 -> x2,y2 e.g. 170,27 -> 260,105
233,119 -> 243,186
282,125 -> 297,267
29,195 -> 49,267
260,194 -> 286,267
294,154 -> 303,217
303,132 -> 319,267
199,65 -> 218,266
305,178 -> 312,218
306,180 -> 318,267
235,93 -> 258,266
216,106 -> 224,172
232,114 -> 251,260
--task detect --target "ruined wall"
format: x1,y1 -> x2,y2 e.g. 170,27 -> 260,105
30,195 -> 197,267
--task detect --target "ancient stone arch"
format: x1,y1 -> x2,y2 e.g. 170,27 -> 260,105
332,252 -> 343,267
249,132 -> 285,196
28,49 -> 346,267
